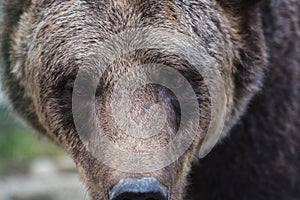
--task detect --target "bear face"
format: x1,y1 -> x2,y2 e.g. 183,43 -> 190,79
0,0 -> 287,200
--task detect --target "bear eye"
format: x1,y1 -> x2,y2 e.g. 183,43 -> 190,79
63,79 -> 74,97
64,78 -> 96,98
149,62 -> 188,90
160,69 -> 185,89
73,82 -> 91,97
171,76 -> 185,88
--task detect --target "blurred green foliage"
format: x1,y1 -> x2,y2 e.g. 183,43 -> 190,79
0,97 -> 64,174
0,1 -> 64,175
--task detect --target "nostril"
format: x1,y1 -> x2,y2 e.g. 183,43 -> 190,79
116,192 -> 165,200
115,191 -> 166,200
109,178 -> 168,200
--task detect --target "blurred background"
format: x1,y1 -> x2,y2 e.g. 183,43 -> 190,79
0,1 -> 88,200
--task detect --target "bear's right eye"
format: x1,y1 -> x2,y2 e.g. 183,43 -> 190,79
64,80 -> 74,97
64,78 -> 95,99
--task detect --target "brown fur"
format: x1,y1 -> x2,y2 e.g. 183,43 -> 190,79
1,0 -> 299,200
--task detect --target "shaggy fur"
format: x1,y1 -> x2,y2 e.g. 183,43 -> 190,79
0,0 -> 299,200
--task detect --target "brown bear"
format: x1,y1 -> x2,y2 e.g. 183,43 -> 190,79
0,0 -> 299,200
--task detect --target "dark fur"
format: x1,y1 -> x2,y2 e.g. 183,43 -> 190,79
1,0 -> 299,200
190,1 -> 300,199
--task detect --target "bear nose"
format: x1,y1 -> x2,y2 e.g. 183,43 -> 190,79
109,177 -> 168,200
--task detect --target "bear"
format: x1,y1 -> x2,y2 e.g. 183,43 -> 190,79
0,0 -> 299,200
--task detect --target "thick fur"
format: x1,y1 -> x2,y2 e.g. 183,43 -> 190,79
190,1 -> 300,199
1,0 -> 299,200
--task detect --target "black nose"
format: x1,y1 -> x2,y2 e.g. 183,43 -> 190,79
109,177 -> 168,200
